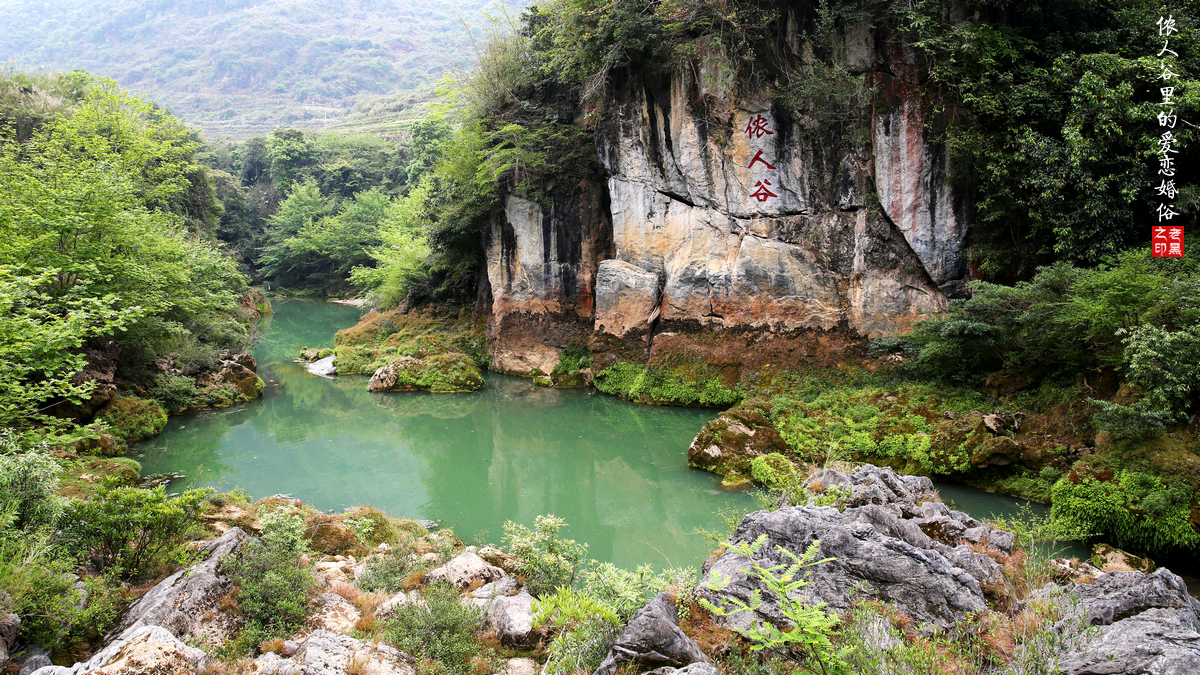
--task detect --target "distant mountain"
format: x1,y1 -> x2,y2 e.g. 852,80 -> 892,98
0,0 -> 525,139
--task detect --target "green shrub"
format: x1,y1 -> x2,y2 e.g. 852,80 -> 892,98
66,485 -> 211,580
0,431 -> 63,533
175,342 -> 221,376
503,514 -> 588,597
1051,472 -> 1199,556
9,557 -> 124,652
552,343 -> 593,376
224,507 -> 316,636
381,581 -> 494,675
149,373 -> 198,412
750,453 -> 795,488
356,551 -> 414,594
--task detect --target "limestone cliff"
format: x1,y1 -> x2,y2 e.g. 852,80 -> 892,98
485,13 -> 972,378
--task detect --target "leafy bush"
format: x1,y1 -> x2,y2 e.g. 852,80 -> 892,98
8,557 -> 124,652
225,507 -> 316,636
503,514 -> 588,597
356,552 -> 415,594
0,431 -> 64,533
149,373 -> 199,413
381,581 -> 494,675
66,485 -> 211,580
750,453 -> 795,488
551,343 -> 593,376
1051,471 -> 1199,557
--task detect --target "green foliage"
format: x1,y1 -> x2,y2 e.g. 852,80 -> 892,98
149,373 -> 200,413
351,180 -> 432,309
702,536 -> 850,675
8,558 -> 125,653
0,431 -> 65,534
594,361 -> 744,407
381,581 -> 494,675
224,507 -> 316,636
749,453 -> 795,488
551,343 -> 593,376
66,485 -> 211,580
1051,471 -> 1199,557
356,551 -> 415,594
502,514 -> 588,597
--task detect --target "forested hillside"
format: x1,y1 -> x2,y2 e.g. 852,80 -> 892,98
0,0 -> 526,138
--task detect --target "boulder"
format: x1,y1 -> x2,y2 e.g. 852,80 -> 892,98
500,658 -> 540,675
306,593 -> 360,634
306,356 -> 337,377
30,625 -> 208,675
803,465 -> 937,511
109,527 -> 247,645
1058,608 -> 1200,675
253,629 -> 415,675
645,665 -> 721,675
0,612 -> 18,670
19,652 -> 51,675
375,591 -> 414,619
1094,544 -> 1156,574
487,590 -> 536,646
425,552 -> 505,590
1045,567 -> 1200,674
593,594 -> 708,675
700,505 -> 989,631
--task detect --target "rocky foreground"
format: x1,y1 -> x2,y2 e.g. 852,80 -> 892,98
6,466 -> 1198,675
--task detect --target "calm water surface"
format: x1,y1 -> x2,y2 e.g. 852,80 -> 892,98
140,299 -> 1142,575
140,299 -> 758,569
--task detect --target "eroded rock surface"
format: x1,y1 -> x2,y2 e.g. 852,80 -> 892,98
31,626 -> 209,675
593,593 -> 708,675
253,629 -> 415,675
425,552 -> 505,589
110,527 -> 247,645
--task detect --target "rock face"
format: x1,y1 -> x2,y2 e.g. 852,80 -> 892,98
110,527 -> 247,645
487,589 -> 536,646
1048,568 -> 1200,674
306,355 -> 337,377
482,9 -> 972,377
30,625 -> 209,675
593,594 -> 709,675
699,466 -> 1007,631
253,629 -> 416,675
0,612 -> 19,671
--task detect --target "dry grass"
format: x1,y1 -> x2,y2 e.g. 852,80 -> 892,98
346,652 -> 371,675
332,581 -> 362,605
677,602 -> 735,656
355,613 -> 378,633
259,638 -> 286,655
400,570 -> 426,591
217,589 -> 239,614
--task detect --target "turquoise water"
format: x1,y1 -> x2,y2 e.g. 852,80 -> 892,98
139,299 -> 758,569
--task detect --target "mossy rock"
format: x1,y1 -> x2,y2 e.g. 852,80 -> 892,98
304,514 -> 359,555
98,396 -> 168,444
687,397 -> 788,478
367,352 -> 484,394
750,452 -> 796,487
594,359 -> 743,407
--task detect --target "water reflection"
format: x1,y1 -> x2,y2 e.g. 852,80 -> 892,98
140,300 -> 757,569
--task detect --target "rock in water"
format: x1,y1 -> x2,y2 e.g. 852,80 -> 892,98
306,355 -> 337,377
593,593 -> 708,675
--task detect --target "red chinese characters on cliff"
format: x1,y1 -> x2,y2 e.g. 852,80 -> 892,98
1153,226 -> 1184,257
745,115 -> 779,202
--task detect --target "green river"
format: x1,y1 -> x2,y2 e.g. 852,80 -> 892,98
139,299 -> 1074,570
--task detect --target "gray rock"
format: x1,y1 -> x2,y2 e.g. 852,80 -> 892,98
425,552 -> 505,590
500,657 -> 540,675
416,519 -> 439,531
1059,608 -> 1200,675
19,653 -> 52,675
0,613 -> 18,670
305,355 -> 337,377
253,629 -> 415,675
594,259 -> 661,338
645,664 -> 721,675
472,577 -> 520,601
31,625 -> 208,675
1065,569 -> 1200,627
109,527 -> 247,645
593,593 -> 708,675
700,505 -> 988,631
376,591 -> 413,618
488,590 -> 535,646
